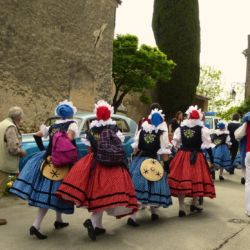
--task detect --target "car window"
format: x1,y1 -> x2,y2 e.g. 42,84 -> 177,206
80,117 -> 130,134
205,118 -> 213,129
45,117 -> 82,127
112,117 -> 130,133
81,119 -> 91,134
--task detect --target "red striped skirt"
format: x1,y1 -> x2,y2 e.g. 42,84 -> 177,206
56,153 -> 138,217
168,150 -> 216,198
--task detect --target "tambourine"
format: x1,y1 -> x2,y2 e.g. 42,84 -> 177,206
40,157 -> 70,181
140,158 -> 164,182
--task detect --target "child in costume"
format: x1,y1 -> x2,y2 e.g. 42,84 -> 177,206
168,106 -> 216,217
127,108 -> 172,227
211,121 -> 231,181
235,112 -> 250,215
10,100 -> 79,239
56,100 -> 138,241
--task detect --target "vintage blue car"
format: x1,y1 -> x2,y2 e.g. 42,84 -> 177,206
20,112 -> 137,170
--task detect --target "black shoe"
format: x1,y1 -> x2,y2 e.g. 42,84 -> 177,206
219,176 -> 225,181
151,213 -> 159,221
229,170 -> 234,175
127,218 -> 140,227
241,177 -> 246,185
178,210 -> 186,217
54,221 -> 69,229
29,226 -> 48,240
83,219 -> 96,241
95,227 -> 106,236
190,205 -> 203,213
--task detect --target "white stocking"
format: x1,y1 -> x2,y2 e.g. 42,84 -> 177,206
242,166 -> 246,178
32,208 -> 48,230
91,212 -> 104,228
192,197 -> 199,206
178,195 -> 185,211
219,167 -> 224,176
130,212 -> 137,222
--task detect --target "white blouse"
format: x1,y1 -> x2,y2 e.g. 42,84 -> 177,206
40,119 -> 79,138
172,119 -> 215,149
131,121 -> 172,155
235,122 -> 247,141
213,129 -> 231,146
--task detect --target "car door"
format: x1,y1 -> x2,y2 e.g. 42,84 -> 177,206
112,117 -> 134,158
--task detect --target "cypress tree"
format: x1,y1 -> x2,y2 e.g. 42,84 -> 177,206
152,0 -> 200,117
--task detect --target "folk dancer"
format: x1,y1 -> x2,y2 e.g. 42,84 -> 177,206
168,106 -> 216,217
128,108 -> 172,226
56,100 -> 138,241
10,100 -> 79,239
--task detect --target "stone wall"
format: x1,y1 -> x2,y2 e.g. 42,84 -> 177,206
123,93 -> 150,123
0,0 -> 118,131
245,35 -> 250,99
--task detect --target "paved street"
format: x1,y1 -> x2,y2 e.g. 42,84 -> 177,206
0,170 -> 249,250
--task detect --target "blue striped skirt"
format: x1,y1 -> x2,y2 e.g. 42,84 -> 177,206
213,145 -> 232,170
10,151 -> 74,214
130,156 -> 172,207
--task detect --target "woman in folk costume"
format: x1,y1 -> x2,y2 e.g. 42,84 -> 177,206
235,112 -> 250,215
168,106 -> 216,217
56,100 -> 138,241
127,109 -> 172,227
211,121 -> 232,181
10,100 -> 79,239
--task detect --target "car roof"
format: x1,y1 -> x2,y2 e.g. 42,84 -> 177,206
205,116 -> 221,119
47,112 -> 134,122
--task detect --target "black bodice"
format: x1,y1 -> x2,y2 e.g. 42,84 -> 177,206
211,133 -> 228,146
180,125 -> 202,150
138,129 -> 163,158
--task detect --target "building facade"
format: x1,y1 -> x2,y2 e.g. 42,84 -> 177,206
0,0 -> 119,131
244,35 -> 250,99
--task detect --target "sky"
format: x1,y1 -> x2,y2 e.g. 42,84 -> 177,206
115,0 -> 250,87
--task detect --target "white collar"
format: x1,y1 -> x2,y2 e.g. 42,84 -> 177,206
55,119 -> 76,124
89,118 -> 116,129
214,129 -> 229,135
141,121 -> 168,133
229,121 -> 240,124
181,119 -> 204,128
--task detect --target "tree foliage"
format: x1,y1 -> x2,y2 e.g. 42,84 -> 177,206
220,97 -> 250,121
152,0 -> 200,117
112,34 -> 175,113
197,66 -> 231,112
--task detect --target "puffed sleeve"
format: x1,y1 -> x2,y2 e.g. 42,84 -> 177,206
235,122 -> 247,140
81,134 -> 91,146
157,131 -> 172,155
131,130 -> 141,149
40,124 -> 49,138
172,127 -> 182,149
116,130 -> 125,142
201,127 -> 215,149
68,122 -> 79,138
